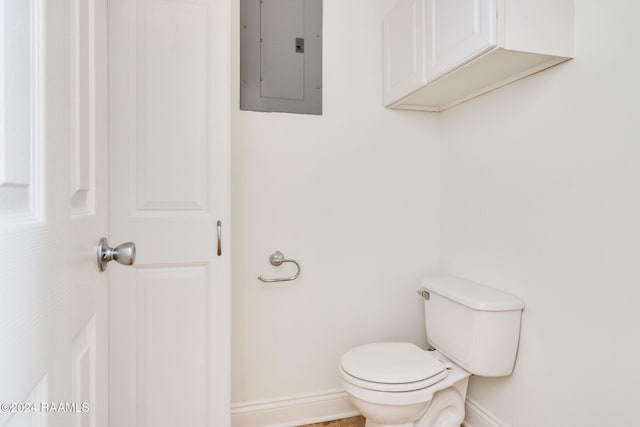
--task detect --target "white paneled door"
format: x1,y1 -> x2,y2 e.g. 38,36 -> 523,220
0,0 -> 109,426
108,0 -> 231,426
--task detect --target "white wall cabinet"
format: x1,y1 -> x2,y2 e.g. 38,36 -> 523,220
383,0 -> 574,111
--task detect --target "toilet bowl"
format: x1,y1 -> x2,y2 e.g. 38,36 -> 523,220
339,343 -> 469,427
339,276 -> 524,427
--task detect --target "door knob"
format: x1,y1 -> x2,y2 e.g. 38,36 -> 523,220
97,237 -> 136,272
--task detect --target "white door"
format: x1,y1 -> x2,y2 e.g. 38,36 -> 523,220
0,0 -> 109,426
425,0 -> 496,80
108,0 -> 231,426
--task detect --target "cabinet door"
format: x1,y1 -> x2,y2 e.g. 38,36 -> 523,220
425,0 -> 496,81
383,0 -> 426,106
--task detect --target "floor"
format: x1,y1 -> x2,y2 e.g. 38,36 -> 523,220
298,416 -> 366,427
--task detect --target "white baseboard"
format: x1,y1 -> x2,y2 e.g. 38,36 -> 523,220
463,397 -> 506,427
232,390 -> 505,427
231,388 -> 359,427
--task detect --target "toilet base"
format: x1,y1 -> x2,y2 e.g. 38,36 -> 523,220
413,380 -> 468,427
359,376 -> 469,427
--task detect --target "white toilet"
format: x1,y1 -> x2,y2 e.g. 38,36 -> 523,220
339,276 -> 524,427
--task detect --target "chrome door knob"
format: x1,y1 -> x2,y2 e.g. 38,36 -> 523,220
97,237 -> 136,272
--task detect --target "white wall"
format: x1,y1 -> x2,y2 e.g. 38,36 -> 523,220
233,0 -> 640,423
441,1 -> 640,425
231,0 -> 441,403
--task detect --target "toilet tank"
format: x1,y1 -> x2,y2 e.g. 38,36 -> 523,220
421,276 -> 524,377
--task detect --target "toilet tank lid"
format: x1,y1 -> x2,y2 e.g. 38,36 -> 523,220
421,276 -> 524,311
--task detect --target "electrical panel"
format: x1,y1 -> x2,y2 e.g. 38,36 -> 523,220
241,0 -> 322,115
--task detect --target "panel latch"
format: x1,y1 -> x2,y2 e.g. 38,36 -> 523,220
416,289 -> 430,300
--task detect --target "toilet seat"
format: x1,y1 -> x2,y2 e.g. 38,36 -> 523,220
340,342 -> 450,392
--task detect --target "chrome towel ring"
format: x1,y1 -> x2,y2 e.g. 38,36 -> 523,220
258,251 -> 301,283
